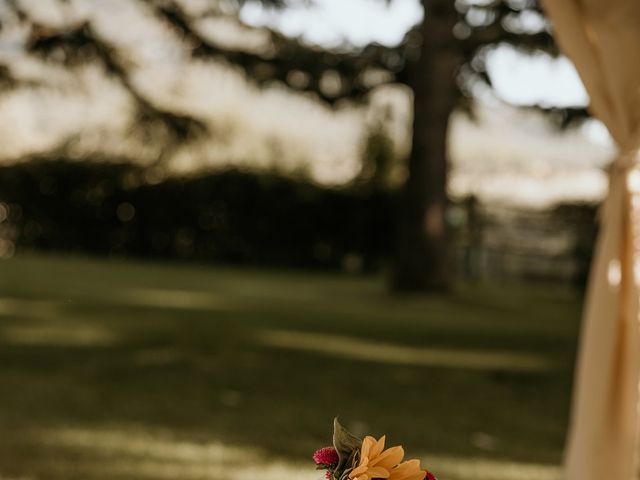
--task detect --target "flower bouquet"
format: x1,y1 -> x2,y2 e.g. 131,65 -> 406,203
313,418 -> 436,480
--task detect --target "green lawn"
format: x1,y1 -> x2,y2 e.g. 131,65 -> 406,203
0,254 -> 582,480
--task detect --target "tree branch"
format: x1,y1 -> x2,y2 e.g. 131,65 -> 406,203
26,21 -> 208,143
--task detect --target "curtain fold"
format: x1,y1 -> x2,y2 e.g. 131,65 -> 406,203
541,1 -> 640,479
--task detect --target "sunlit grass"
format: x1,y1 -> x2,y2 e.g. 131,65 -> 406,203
0,254 -> 582,479
255,329 -> 555,371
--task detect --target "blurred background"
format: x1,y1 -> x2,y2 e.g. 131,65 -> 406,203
0,1 -> 614,479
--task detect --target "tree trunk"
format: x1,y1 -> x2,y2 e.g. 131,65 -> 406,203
391,0 -> 458,293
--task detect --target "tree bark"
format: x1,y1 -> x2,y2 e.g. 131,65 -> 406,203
391,0 -> 459,292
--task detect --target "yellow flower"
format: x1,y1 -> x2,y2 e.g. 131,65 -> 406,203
348,435 -> 407,480
389,459 -> 427,480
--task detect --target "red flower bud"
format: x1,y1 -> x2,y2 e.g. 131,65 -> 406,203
313,446 -> 339,466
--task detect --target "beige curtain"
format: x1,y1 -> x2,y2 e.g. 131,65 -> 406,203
540,1 -> 640,479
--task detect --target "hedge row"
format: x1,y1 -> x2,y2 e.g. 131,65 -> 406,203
0,160 -> 398,270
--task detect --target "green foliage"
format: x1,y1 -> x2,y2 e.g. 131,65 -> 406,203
0,159 -> 397,270
332,418 -> 362,479
357,122 -> 399,192
551,203 -> 598,290
0,159 -> 598,282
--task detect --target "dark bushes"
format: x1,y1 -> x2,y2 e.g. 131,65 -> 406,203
0,160 -> 397,270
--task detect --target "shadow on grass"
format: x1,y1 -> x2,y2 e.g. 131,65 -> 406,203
0,254 -> 581,480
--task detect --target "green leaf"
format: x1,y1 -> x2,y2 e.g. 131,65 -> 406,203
332,417 -> 362,478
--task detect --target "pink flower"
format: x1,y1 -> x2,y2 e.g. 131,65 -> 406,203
313,446 -> 339,466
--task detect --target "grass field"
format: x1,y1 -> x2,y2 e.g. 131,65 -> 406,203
0,254 -> 583,480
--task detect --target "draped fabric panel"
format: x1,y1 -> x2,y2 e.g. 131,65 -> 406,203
540,2 -> 640,479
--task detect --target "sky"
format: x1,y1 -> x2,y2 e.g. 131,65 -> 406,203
241,0 -> 424,48
240,0 -> 589,108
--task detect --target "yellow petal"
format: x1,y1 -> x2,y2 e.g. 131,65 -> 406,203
371,445 -> 405,470
350,457 -> 370,478
360,436 -> 375,461
389,459 -> 425,480
367,466 -> 391,478
399,472 -> 426,480
350,464 -> 367,477
370,435 -> 386,459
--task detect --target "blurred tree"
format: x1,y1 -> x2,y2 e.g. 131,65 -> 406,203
0,0 -> 585,291
393,0 -> 458,292
151,0 -> 570,291
18,18 -> 208,156
161,0 -> 564,291
356,116 -> 397,193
